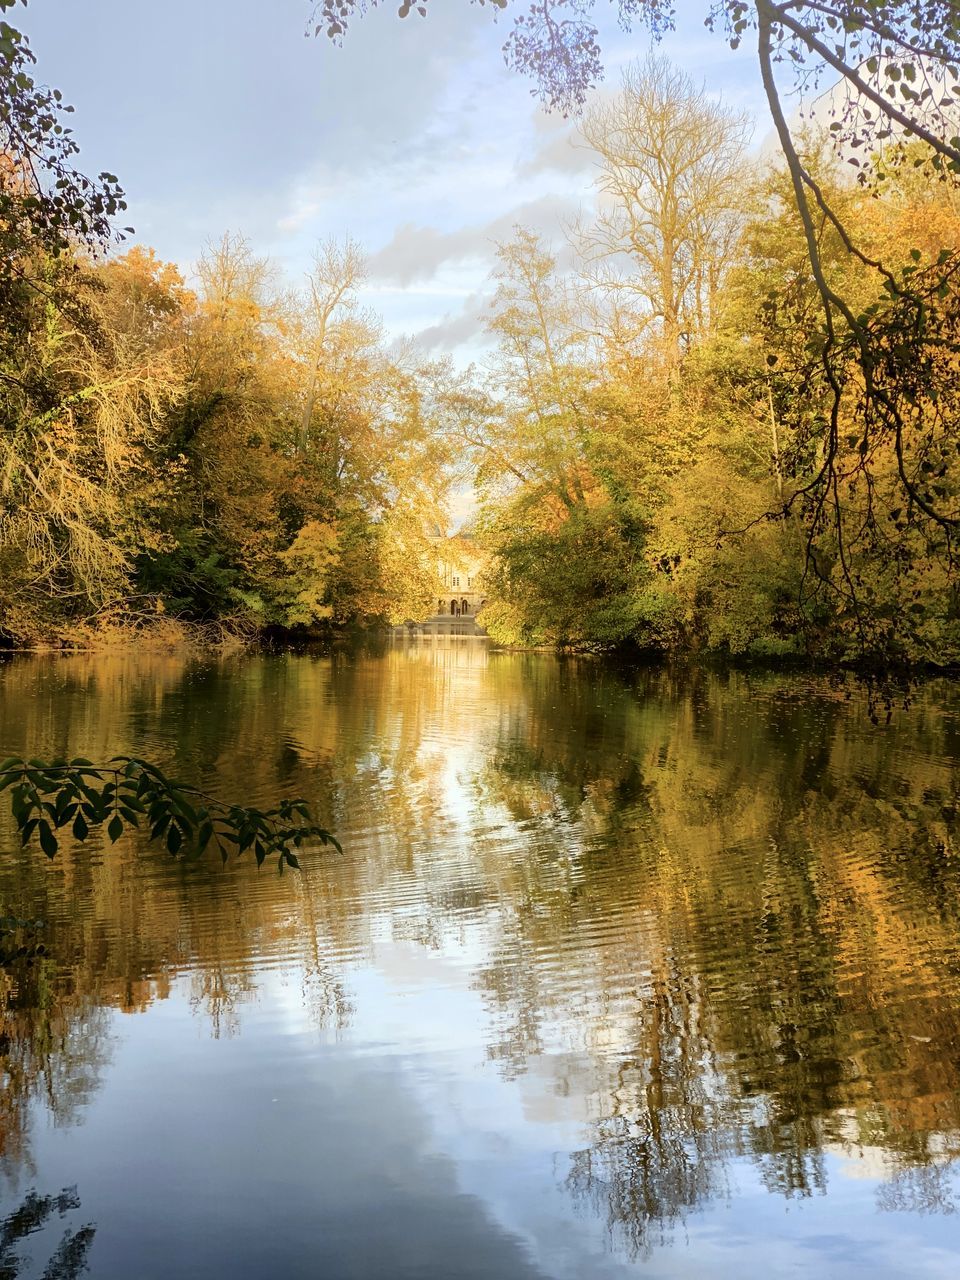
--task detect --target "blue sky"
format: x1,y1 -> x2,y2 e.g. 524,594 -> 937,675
23,1 -> 774,355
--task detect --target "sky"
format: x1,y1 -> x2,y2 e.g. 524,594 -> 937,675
22,0 -> 776,359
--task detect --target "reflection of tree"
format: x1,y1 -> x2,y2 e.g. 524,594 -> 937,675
0,652 -> 358,1171
464,662 -> 960,1248
568,1120 -> 720,1260
477,928 -> 546,1078
567,970 -> 730,1258
0,1187 -> 95,1280
877,1162 -> 959,1216
4,649 -> 960,1255
0,954 -> 113,1179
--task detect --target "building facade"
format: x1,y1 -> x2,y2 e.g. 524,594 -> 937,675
430,533 -> 488,619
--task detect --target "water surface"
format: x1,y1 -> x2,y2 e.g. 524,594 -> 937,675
1,640 -> 960,1277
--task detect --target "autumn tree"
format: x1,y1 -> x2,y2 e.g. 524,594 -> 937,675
579,57 -> 750,362
130,233 -> 294,623
280,241 -> 453,627
0,248 -> 186,641
465,230 -> 656,645
635,145 -> 960,663
480,229 -> 593,507
297,236 -> 366,454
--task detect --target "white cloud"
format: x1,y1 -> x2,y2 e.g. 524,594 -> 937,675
368,195 -> 584,286
411,292 -> 491,353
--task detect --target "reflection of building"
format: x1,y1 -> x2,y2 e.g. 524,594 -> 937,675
429,532 -> 489,619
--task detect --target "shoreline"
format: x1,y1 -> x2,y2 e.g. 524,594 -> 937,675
2,627 -> 960,681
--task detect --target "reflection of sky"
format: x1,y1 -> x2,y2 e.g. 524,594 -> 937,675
18,960 -> 960,1280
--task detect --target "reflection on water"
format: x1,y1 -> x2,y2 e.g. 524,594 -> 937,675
1,642 -> 960,1276
0,1188 -> 95,1279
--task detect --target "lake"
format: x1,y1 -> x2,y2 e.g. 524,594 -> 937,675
1,638 -> 960,1278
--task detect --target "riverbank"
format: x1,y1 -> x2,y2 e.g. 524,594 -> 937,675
5,612 -> 960,683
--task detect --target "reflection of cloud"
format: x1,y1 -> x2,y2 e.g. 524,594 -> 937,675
830,1144 -> 894,1182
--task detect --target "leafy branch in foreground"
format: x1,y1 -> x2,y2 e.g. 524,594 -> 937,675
0,0 -> 129,269
0,756 -> 341,871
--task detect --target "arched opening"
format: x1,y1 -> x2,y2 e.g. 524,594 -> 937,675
461,598 -> 469,615
450,599 -> 458,617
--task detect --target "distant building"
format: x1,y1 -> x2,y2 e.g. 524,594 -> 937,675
429,531 -> 489,619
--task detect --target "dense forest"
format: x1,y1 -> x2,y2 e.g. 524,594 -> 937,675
2,18 -> 959,663
0,228 -> 451,645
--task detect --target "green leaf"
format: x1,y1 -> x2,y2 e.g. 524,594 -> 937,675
4,755 -> 340,871
38,820 -> 58,858
169,793 -> 198,825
